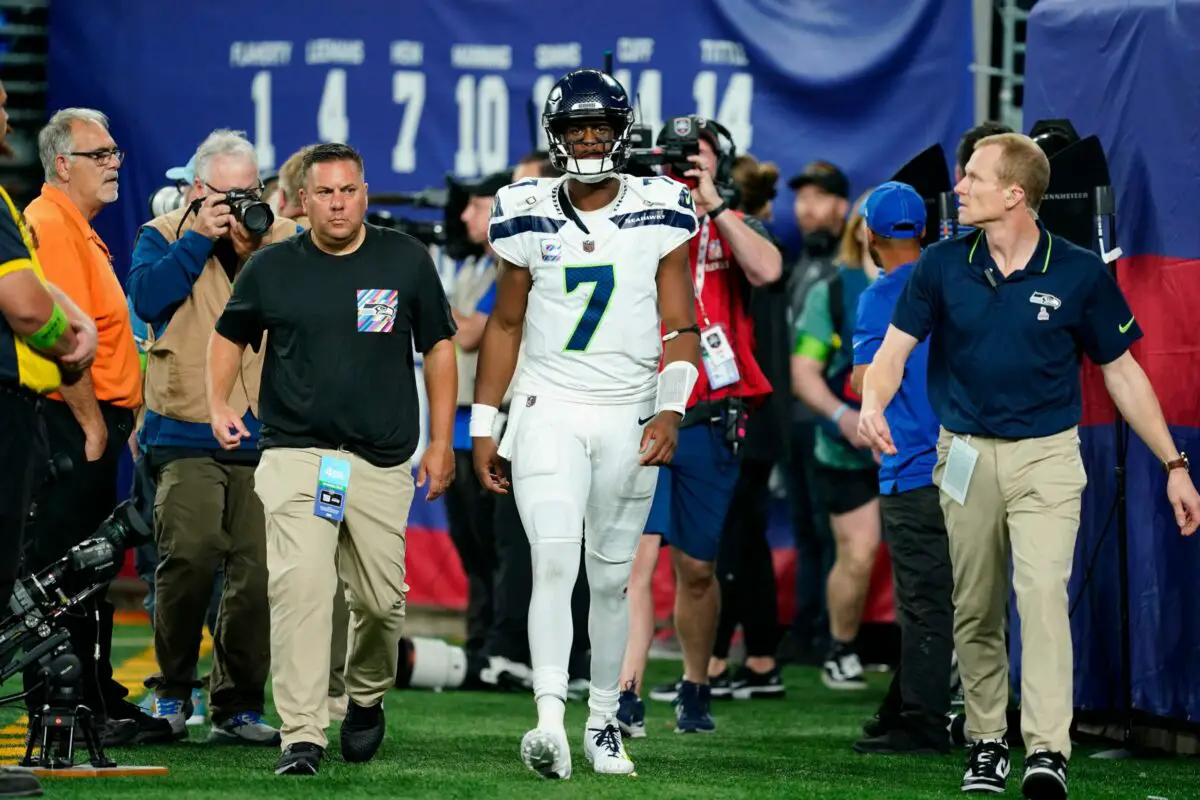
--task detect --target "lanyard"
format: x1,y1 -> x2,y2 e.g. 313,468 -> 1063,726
694,218 -> 712,327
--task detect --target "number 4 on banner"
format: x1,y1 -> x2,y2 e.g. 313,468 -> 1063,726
318,68 -> 350,143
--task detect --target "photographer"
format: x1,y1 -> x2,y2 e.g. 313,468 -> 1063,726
619,117 -> 781,735
20,107 -> 169,743
127,128 -> 300,744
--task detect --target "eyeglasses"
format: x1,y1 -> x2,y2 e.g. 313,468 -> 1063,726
69,148 -> 125,166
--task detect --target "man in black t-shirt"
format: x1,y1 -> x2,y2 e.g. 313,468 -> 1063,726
208,143 -> 458,776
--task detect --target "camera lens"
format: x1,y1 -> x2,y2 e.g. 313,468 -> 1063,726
233,198 -> 274,236
148,185 -> 186,218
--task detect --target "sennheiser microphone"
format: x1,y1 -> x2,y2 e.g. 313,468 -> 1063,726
984,267 -> 999,290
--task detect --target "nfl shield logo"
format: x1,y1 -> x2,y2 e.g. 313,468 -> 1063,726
583,240 -> 595,253
673,117 -> 692,136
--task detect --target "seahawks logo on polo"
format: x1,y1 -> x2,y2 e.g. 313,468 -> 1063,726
1030,291 -> 1060,322
1029,291 -> 1061,309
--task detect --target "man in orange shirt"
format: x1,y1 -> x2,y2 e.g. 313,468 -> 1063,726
22,107 -> 170,745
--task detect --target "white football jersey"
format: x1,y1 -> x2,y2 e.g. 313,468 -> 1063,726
488,173 -> 699,404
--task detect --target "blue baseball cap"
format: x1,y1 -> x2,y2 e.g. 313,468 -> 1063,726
862,181 -> 926,239
165,155 -> 196,184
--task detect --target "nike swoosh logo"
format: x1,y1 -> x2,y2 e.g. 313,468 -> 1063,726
638,415 -> 655,425
1119,316 -> 1135,333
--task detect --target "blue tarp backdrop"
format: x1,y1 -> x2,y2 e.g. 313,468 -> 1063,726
46,0 -> 973,278
1025,0 -> 1200,725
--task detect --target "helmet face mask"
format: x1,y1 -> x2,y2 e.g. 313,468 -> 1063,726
543,70 -> 634,183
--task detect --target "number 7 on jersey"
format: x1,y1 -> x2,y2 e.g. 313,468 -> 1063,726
563,264 -> 615,352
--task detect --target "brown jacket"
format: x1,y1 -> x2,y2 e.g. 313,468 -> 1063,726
141,207 -> 299,423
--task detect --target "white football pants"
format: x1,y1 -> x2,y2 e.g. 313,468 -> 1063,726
500,392 -> 659,721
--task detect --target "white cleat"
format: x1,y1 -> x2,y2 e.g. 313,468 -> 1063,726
584,720 -> 636,775
520,727 -> 572,780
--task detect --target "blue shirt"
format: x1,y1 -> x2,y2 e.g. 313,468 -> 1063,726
853,261 -> 937,494
890,222 -> 1142,439
127,226 -> 280,452
452,280 -> 497,451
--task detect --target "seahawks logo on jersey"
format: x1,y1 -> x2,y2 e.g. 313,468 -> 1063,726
491,194 -> 504,219
679,187 -> 694,212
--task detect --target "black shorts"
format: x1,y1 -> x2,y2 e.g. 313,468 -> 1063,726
815,465 -> 879,516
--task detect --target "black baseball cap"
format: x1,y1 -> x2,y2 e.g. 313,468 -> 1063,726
787,160 -> 850,198
456,170 -> 513,198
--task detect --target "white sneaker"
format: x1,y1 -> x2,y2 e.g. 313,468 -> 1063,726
207,712 -> 282,746
186,688 -> 207,726
520,727 -> 571,780
151,696 -> 189,738
584,719 -> 635,775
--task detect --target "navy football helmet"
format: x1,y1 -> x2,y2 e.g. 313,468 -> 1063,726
542,69 -> 634,183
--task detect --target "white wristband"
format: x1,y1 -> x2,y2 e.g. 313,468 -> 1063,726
469,403 -> 499,438
656,360 -> 699,417
831,403 -> 850,424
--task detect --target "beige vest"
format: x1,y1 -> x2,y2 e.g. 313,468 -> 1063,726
141,207 -> 299,423
452,256 -> 498,407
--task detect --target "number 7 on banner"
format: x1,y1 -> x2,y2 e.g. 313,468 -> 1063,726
392,71 -> 426,174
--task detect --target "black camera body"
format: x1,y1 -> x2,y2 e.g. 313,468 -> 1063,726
626,116 -> 701,177
1,499 -> 150,683
222,189 -> 275,236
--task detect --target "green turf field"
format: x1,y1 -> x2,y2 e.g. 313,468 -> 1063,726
2,619 -> 1195,798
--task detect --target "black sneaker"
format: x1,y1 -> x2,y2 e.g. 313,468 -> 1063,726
863,712 -> 903,739
0,767 -> 42,798
109,701 -> 176,745
275,742 -> 324,775
672,680 -> 716,734
822,642 -> 867,691
729,665 -> 785,699
649,670 -> 734,702
962,739 -> 1011,793
1021,750 -> 1068,800
853,726 -> 950,756
340,699 -> 385,763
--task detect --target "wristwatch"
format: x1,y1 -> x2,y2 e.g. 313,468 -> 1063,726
1163,452 -> 1189,474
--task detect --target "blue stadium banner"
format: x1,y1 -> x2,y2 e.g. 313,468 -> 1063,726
48,0 -> 973,275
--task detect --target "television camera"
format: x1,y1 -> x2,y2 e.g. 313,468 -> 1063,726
625,115 -> 741,208
0,499 -> 151,770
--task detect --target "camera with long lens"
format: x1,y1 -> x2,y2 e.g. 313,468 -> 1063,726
222,188 -> 275,236
148,183 -> 189,218
0,499 -> 151,770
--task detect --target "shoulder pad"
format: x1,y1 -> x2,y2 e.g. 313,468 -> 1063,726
492,177 -> 560,221
625,174 -> 694,211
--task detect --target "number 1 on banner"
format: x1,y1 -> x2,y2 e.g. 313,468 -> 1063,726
318,68 -> 350,143
250,70 -> 276,171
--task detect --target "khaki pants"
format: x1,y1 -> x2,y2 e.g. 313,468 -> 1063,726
934,426 -> 1086,758
254,446 -> 415,749
152,456 -> 270,722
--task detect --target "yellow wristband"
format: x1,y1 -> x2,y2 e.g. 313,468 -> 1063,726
26,303 -> 68,350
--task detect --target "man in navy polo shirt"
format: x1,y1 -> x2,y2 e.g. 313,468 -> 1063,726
859,133 -> 1200,799
850,182 -> 953,756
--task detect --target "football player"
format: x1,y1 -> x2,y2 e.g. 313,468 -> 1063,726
470,68 -> 701,779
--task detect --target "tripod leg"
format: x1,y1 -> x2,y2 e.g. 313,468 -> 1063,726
77,706 -> 116,768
